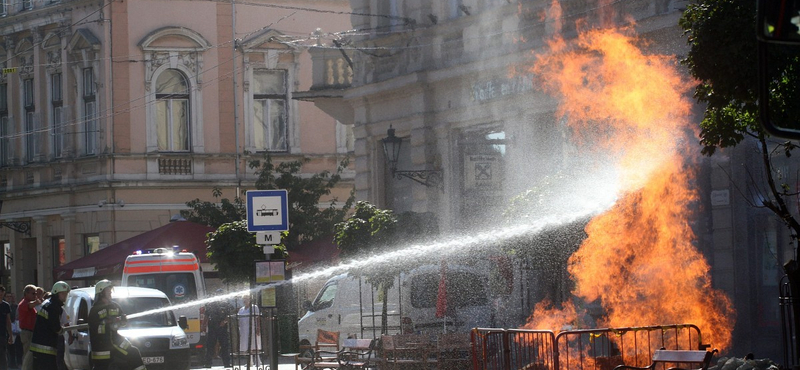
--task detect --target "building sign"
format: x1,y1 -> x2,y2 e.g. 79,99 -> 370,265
2,68 -> 16,75
465,154 -> 503,190
472,74 -> 534,102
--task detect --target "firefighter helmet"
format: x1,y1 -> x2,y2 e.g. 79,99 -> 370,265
95,279 -> 114,295
51,281 -> 71,295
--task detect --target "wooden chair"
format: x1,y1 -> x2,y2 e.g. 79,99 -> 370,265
433,333 -> 471,370
381,334 -> 430,370
337,338 -> 379,369
296,329 -> 341,370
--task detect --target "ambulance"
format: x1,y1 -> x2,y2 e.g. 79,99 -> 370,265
121,248 -> 206,355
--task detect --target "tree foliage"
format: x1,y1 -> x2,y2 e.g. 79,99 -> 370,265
183,154 -> 354,283
680,0 -> 800,240
250,155 -> 355,249
205,221 -> 287,283
334,201 -> 397,258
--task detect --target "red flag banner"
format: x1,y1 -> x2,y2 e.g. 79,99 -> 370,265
436,260 -> 447,318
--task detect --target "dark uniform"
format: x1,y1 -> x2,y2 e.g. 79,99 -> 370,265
204,300 -> 233,367
29,297 -> 65,370
87,300 -> 146,370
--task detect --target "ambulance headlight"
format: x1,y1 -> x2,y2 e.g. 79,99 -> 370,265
171,334 -> 189,349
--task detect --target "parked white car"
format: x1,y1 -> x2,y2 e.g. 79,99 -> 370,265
63,286 -> 191,370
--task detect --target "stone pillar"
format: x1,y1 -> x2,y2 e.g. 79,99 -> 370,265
32,216 -> 46,287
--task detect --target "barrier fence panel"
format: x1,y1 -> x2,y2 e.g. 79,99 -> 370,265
472,328 -> 556,370
471,324 -> 704,370
554,324 -> 704,370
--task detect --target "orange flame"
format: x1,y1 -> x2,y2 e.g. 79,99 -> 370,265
524,3 -> 735,352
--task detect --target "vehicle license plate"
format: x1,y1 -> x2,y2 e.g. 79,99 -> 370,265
143,356 -> 165,364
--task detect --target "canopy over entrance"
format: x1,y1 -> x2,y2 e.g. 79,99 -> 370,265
54,220 -> 215,280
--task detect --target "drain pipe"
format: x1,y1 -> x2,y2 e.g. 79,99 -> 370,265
232,0 -> 241,198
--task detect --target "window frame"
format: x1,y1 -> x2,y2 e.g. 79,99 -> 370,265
52,237 -> 66,267
0,83 -> 8,166
23,78 -> 36,162
51,73 -> 63,158
82,67 -> 97,156
154,68 -> 191,152
251,69 -> 288,152
84,234 -> 100,255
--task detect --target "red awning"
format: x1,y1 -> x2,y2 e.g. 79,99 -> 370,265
54,221 -> 215,280
288,235 -> 339,271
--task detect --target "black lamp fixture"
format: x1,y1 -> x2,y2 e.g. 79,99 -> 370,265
0,201 -> 30,236
381,126 -> 443,188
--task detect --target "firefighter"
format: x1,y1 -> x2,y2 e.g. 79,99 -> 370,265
30,281 -> 70,370
87,280 -> 146,370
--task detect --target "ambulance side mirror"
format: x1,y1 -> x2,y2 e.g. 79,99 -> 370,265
179,316 -> 188,330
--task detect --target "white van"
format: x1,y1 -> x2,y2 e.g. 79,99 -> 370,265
297,264 -> 493,348
121,249 -> 207,353
63,286 -> 191,370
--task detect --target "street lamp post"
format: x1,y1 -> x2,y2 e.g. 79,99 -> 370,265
381,126 -> 443,189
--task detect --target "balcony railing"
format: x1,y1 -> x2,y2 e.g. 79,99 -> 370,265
158,157 -> 192,175
308,46 -> 352,90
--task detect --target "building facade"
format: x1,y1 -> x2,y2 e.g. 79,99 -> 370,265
0,0 -> 353,294
301,0 -> 792,361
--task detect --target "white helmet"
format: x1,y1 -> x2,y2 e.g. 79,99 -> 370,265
95,279 -> 114,295
51,281 -> 70,295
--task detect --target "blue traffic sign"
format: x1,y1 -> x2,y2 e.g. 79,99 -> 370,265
246,190 -> 289,232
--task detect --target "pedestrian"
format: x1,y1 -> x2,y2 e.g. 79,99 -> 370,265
3,292 -> 18,369
32,288 -> 44,313
87,280 -> 146,370
203,290 -> 232,368
30,282 -> 70,370
18,285 -> 40,370
0,286 -> 14,370
237,295 -> 261,367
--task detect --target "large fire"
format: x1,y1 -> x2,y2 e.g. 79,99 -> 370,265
522,1 -> 735,352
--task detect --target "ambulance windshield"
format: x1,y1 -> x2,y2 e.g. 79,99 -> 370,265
126,273 -> 198,305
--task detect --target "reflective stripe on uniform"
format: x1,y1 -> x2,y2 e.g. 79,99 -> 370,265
113,344 -> 128,356
30,343 -> 57,355
91,351 -> 111,360
113,339 -> 131,355
37,309 -> 49,320
132,366 -> 146,370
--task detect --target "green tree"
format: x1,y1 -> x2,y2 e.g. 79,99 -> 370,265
206,221 -> 287,283
680,0 -> 800,359
334,201 -> 398,334
182,155 -> 355,278
250,155 -> 355,250
680,0 -> 800,240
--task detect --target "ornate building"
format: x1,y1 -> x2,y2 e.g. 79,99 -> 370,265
0,0 -> 353,293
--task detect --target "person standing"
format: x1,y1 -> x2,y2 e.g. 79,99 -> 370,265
0,286 -> 14,370
3,292 -> 17,369
237,295 -> 261,367
87,280 -> 146,370
203,291 -> 232,368
18,285 -> 40,370
30,282 -> 70,370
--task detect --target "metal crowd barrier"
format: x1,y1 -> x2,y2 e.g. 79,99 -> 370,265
472,324 -> 705,370
471,328 -> 557,370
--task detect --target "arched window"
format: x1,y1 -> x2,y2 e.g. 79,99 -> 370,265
155,69 -> 190,152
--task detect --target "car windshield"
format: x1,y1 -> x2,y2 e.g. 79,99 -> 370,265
115,297 -> 176,328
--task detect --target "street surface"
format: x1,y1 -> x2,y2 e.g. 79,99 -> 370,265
192,355 -> 299,369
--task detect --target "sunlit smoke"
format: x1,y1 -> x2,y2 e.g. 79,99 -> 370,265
522,1 -> 735,351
